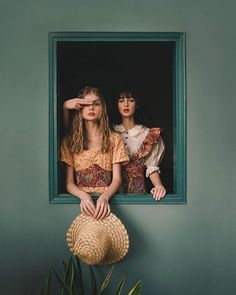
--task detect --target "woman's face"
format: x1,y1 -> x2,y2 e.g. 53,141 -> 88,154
117,97 -> 136,118
81,93 -> 102,121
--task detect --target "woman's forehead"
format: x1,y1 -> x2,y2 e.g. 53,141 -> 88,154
84,93 -> 100,101
120,96 -> 135,99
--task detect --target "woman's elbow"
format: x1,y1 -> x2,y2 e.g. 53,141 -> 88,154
114,175 -> 122,187
66,181 -> 74,193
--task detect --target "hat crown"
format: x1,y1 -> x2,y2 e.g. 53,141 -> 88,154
74,225 -> 111,264
67,213 -> 129,265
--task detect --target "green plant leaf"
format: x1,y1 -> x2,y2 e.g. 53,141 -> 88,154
53,268 -> 72,295
127,281 -> 142,295
45,269 -> 52,295
89,266 -> 97,295
75,257 -> 84,295
116,275 -> 126,295
70,258 -> 79,295
98,265 -> 115,295
69,259 -> 75,292
64,257 -> 73,288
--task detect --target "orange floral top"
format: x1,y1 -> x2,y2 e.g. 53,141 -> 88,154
61,132 -> 129,193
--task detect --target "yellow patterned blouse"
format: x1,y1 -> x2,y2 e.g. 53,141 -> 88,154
61,132 -> 129,193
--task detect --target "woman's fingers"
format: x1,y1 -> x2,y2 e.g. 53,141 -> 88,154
80,199 -> 95,216
64,98 -> 94,110
94,203 -> 104,220
87,202 -> 96,214
151,185 -> 166,201
78,98 -> 94,105
86,203 -> 95,216
80,204 -> 93,216
106,204 -> 111,217
99,207 -> 107,220
94,202 -> 111,220
100,204 -> 110,220
81,198 -> 110,220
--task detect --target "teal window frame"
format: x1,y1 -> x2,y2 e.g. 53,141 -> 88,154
49,32 -> 186,204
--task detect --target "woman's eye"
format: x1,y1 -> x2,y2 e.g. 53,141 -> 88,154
128,98 -> 135,102
118,99 -> 124,103
93,100 -> 101,106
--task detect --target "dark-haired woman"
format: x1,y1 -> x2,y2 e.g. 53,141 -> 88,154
113,90 -> 166,201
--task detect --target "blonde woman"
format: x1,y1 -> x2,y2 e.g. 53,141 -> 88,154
61,87 -> 129,220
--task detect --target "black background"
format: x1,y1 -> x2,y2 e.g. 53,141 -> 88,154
57,41 -> 174,194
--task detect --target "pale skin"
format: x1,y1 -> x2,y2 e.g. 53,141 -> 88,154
118,97 -> 166,201
65,94 -> 122,219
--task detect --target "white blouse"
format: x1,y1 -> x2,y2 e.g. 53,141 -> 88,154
114,124 -> 165,177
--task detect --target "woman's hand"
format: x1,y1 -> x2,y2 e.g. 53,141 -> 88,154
63,98 -> 94,110
94,195 -> 111,220
80,193 -> 96,217
150,184 -> 166,201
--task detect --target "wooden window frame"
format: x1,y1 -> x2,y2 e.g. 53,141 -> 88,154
49,32 -> 186,204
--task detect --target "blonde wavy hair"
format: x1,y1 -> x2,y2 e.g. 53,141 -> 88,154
67,87 -> 111,154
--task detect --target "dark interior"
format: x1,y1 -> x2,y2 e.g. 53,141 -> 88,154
57,41 -> 174,194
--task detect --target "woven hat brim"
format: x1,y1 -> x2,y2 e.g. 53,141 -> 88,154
67,213 -> 129,265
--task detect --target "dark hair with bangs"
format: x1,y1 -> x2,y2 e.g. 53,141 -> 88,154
112,89 -> 144,125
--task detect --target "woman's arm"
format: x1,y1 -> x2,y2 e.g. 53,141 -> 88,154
66,165 -> 96,216
63,98 -> 94,130
144,137 -> 166,201
94,163 -> 122,220
149,172 -> 166,201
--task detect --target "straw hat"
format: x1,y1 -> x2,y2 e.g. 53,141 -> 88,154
66,213 -> 129,265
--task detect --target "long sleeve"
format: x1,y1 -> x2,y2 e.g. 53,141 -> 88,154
144,137 -> 165,177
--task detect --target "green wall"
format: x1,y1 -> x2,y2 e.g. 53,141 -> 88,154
1,0 -> 236,294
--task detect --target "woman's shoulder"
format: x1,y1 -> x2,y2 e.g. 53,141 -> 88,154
148,127 -> 162,135
110,131 -> 122,141
144,127 -> 162,144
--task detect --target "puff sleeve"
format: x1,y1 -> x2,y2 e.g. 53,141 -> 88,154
61,139 -> 74,167
144,137 -> 165,177
111,133 -> 130,165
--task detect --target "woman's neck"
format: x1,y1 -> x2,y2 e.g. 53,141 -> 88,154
122,117 -> 136,130
85,121 -> 100,137
85,121 -> 102,150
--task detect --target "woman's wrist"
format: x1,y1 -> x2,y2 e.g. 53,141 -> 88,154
154,183 -> 163,187
98,194 -> 109,202
80,192 -> 91,200
63,101 -> 69,110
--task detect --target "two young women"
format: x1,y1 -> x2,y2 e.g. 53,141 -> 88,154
61,87 -> 166,220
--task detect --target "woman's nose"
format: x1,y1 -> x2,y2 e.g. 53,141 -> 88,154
124,99 -> 129,106
89,103 -> 94,110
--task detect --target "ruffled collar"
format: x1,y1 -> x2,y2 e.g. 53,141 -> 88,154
114,124 -> 147,137
133,128 -> 162,160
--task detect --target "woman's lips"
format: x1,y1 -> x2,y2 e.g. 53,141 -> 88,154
88,112 -> 95,116
123,109 -> 129,113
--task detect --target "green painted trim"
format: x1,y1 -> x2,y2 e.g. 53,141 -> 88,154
49,32 -> 186,204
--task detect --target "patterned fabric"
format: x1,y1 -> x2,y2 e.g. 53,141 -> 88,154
61,132 -> 129,193
134,128 -> 161,160
122,162 -> 146,193
75,164 -> 112,189
116,127 -> 162,193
